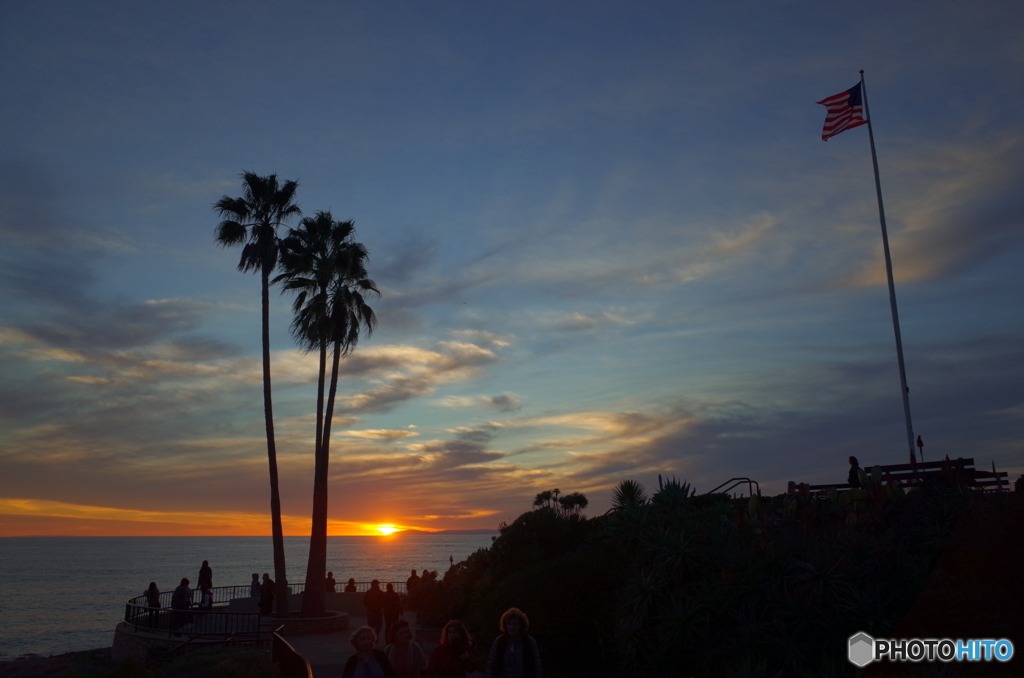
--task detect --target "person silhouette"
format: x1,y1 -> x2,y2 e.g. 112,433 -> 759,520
364,579 -> 385,638
171,578 -> 191,633
326,571 -> 337,592
198,583 -> 213,611
259,573 -> 275,616
197,560 -> 212,590
382,582 -> 402,643
406,569 -> 420,592
484,607 -> 542,678
343,626 -> 394,678
427,620 -> 474,677
848,456 -> 862,488
144,582 -> 160,628
385,619 -> 425,678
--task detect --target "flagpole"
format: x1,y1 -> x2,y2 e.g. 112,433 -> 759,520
859,69 -> 916,461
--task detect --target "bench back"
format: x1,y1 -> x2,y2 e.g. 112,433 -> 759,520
796,457 -> 1009,493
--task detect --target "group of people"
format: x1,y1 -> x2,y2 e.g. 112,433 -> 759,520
140,562 -> 542,677
343,608 -> 542,678
326,571 -> 361,593
249,571 -> 278,614
141,560 -> 217,632
362,579 -> 405,643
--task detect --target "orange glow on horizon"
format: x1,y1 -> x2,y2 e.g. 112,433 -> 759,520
0,498 -> 454,537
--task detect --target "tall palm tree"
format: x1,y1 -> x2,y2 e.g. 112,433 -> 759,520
277,211 -> 378,616
214,172 -> 300,617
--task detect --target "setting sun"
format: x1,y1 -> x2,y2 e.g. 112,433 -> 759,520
375,525 -> 399,535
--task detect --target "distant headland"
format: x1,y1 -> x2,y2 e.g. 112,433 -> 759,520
395,528 -> 498,535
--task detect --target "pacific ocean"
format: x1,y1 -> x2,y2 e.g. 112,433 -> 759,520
0,533 -> 495,659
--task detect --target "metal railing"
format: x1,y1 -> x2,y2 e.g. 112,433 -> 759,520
127,580 -> 411,631
125,587 -> 264,638
704,477 -> 761,497
288,580 -> 409,594
136,585 -> 255,609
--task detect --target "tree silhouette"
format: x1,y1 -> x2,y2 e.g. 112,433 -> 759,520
276,211 -> 378,616
214,172 -> 300,616
558,491 -> 589,515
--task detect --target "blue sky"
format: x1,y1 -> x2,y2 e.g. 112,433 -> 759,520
1,0 -> 1021,535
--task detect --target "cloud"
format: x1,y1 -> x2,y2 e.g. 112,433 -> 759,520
402,424 -> 507,470
331,341 -> 503,414
509,212 -> 781,293
158,336 -> 242,361
0,161 -> 151,315
433,392 -> 523,412
371,253 -> 497,332
341,429 -> 420,440
845,137 -> 1024,287
21,298 -> 212,350
547,336 -> 1024,501
372,229 -> 438,285
450,329 -> 512,347
535,310 -> 635,332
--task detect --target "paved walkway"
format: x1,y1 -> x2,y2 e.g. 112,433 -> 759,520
285,612 -> 424,678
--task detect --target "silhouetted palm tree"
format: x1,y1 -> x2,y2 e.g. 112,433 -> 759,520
277,211 -> 378,616
214,172 -> 300,616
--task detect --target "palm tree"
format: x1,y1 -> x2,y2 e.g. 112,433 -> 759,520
214,172 -> 301,616
276,211 -> 378,616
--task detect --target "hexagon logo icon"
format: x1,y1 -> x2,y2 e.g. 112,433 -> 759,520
848,632 -> 875,667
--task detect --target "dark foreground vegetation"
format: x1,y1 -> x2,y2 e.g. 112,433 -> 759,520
0,647 -> 277,678
410,475 -> 1024,677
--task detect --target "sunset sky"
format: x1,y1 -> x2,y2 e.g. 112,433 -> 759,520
1,1 -> 1021,536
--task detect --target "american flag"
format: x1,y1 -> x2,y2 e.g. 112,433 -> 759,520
816,83 -> 868,141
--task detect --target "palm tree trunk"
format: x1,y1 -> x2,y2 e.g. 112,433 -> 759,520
262,267 -> 289,617
303,339 -> 342,616
301,336 -> 329,616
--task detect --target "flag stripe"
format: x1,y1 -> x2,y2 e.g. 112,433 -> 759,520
816,83 -> 867,140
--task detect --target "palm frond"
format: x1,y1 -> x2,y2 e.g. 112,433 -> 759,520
274,211 -> 379,357
214,220 -> 246,246
212,171 -> 301,276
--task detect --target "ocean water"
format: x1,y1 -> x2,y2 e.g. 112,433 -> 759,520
0,534 -> 495,659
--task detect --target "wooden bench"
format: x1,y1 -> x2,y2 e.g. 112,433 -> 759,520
790,457 -> 1009,494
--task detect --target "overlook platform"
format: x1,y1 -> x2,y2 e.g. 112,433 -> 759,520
113,581 -> 422,677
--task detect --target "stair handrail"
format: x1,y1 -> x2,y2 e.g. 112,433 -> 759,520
704,477 -> 760,497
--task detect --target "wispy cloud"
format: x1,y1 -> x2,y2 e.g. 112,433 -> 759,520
433,393 -> 523,412
848,137 -> 1024,286
341,429 -> 420,440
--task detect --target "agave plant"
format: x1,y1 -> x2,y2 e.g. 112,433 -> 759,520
612,479 -> 649,511
651,476 -> 694,515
